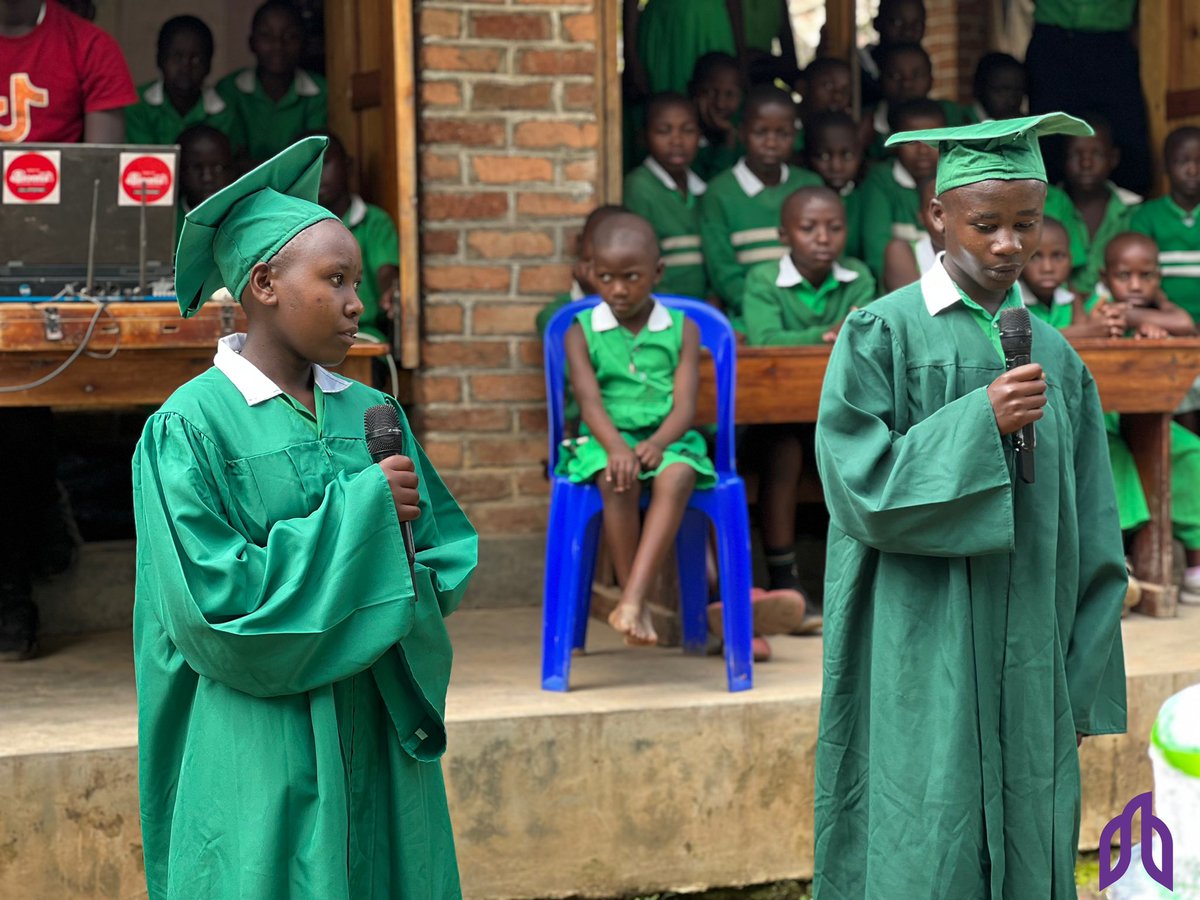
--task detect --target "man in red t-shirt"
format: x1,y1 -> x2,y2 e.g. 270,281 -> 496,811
0,0 -> 137,143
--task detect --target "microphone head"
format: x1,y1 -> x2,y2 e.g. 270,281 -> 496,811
999,306 -> 1033,356
364,403 -> 404,460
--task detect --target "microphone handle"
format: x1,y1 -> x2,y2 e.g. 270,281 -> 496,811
368,445 -> 419,593
1004,350 -> 1036,484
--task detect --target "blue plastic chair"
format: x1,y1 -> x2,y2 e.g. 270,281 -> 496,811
541,295 -> 754,692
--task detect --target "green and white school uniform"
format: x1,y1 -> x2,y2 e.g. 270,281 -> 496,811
555,300 -> 715,487
743,254 -> 875,345
859,159 -> 924,283
909,232 -> 937,276
699,157 -> 822,330
636,0 -> 736,95
838,181 -> 865,262
693,136 -> 741,181
216,67 -> 328,161
865,99 -> 979,159
1130,196 -> 1200,322
623,158 -> 708,299
342,194 -> 399,340
126,79 -> 246,151
1062,181 -> 1141,295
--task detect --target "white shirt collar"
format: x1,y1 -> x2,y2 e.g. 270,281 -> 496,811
569,279 -> 585,301
921,253 -> 965,315
1111,182 -> 1143,206
343,194 -> 368,228
143,81 -> 227,115
643,156 -> 707,196
733,157 -> 789,198
838,180 -> 856,197
972,101 -> 993,123
1020,281 -> 1074,308
214,333 -> 352,406
775,254 -> 860,288
235,68 -> 321,98
590,298 -> 673,333
873,101 -> 890,135
892,159 -> 917,189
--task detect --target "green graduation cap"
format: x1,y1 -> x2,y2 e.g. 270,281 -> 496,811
174,135 -> 338,318
885,112 -> 1094,195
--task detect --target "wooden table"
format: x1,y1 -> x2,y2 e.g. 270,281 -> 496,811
0,300 -> 389,408
695,340 -> 1200,617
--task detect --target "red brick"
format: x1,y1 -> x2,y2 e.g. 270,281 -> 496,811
420,45 -> 504,73
416,406 -> 512,433
517,50 -> 593,76
419,8 -> 462,38
421,228 -> 460,256
422,117 -> 505,147
469,372 -> 546,402
563,82 -> 595,110
441,471 -> 515,504
563,159 -> 596,183
468,501 -> 548,533
515,466 -> 551,497
515,337 -> 544,364
424,303 -> 464,334
467,229 -> 555,259
421,439 -> 464,470
561,13 -> 596,42
518,263 -> 573,293
471,155 -> 554,184
470,12 -> 551,41
422,192 -> 508,221
420,80 -> 462,108
472,82 -> 553,111
420,153 -> 461,182
412,374 -> 462,404
517,407 -> 549,433
469,436 -> 548,466
516,192 -> 593,217
473,303 -> 546,335
421,339 -> 510,368
422,265 -> 510,293
514,121 -> 597,149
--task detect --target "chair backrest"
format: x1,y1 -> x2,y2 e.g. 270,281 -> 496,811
542,294 -> 738,473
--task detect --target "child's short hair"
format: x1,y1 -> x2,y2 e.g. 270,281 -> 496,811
179,122 -> 231,154
157,15 -> 214,67
806,110 -> 858,145
1041,216 -> 1068,241
688,51 -> 740,95
802,57 -> 851,88
251,0 -> 303,33
743,84 -> 796,122
972,53 -> 1022,96
781,184 -> 843,224
592,211 -> 660,261
877,42 -> 932,76
1164,126 -> 1200,163
643,92 -> 698,128
1104,231 -> 1159,268
1073,111 -> 1114,148
888,97 -> 944,133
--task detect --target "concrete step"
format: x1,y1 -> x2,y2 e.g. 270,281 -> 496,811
3,607 -> 1199,899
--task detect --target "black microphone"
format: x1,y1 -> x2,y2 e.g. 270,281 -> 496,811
364,404 -> 418,586
998,306 -> 1036,484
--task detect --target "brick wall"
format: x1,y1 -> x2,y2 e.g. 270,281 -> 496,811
925,0 -> 989,103
415,0 -> 600,537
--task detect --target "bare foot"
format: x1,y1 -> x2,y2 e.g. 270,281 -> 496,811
608,600 -> 658,646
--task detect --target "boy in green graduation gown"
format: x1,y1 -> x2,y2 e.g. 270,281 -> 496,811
813,114 -> 1128,899
133,137 -> 476,899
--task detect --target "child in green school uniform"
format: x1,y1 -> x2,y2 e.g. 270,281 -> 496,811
882,175 -> 942,292
1131,126 -> 1200,323
794,57 -> 853,156
805,110 -> 866,262
127,16 -> 245,152
557,212 -> 716,646
1018,218 -> 1116,335
217,0 -> 327,163
1060,116 -> 1142,295
859,97 -> 944,282
535,205 -> 627,338
700,85 -> 823,332
742,186 -> 874,598
688,52 -> 744,181
315,133 -> 399,342
176,124 -> 234,244
623,93 -> 709,300
971,52 -> 1026,122
864,42 -> 976,158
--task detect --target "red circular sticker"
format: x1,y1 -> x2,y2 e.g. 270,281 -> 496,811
121,155 -> 173,204
5,152 -> 58,202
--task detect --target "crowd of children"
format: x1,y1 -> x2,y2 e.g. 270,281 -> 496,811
551,2 -> 1200,655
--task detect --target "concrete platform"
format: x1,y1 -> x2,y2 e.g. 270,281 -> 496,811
3,606 -> 1199,899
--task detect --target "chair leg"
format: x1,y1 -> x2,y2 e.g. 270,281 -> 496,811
572,511 -> 602,651
542,486 -> 603,692
715,488 -> 754,692
675,508 -> 710,655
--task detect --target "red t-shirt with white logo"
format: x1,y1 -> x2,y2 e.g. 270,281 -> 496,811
0,1 -> 137,144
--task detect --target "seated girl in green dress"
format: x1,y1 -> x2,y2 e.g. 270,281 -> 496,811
557,212 -> 716,645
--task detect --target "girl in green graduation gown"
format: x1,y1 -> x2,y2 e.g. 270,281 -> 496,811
813,115 -> 1128,899
133,137 -> 476,900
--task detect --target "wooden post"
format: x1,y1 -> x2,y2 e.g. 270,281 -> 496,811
824,0 -> 858,116
1125,412 -> 1179,617
389,0 -> 421,369
599,0 -> 624,204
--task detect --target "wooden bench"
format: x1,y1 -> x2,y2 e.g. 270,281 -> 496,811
695,341 -> 1200,617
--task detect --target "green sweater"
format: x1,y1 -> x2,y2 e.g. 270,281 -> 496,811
699,158 -> 822,328
623,160 -> 708,299
859,160 -> 924,283
1057,182 -> 1141,295
744,255 -> 875,345
1130,196 -> 1200,321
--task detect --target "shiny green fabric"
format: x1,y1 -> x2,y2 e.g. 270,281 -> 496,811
637,0 -> 736,95
133,369 -> 477,900
813,282 -> 1127,898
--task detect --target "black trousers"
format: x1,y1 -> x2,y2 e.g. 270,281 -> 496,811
0,408 -> 59,602
1025,23 -> 1152,196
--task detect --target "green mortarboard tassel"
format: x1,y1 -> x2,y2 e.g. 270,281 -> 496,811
174,136 -> 338,318
885,112 -> 1094,195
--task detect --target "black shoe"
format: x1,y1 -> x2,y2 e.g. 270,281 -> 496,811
0,582 -> 39,662
32,479 -> 82,579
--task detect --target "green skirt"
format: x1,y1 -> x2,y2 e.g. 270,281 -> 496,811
637,0 -> 736,95
555,425 -> 716,489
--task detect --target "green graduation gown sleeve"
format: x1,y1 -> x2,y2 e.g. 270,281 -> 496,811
812,289 -> 1127,900
133,370 -> 476,900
